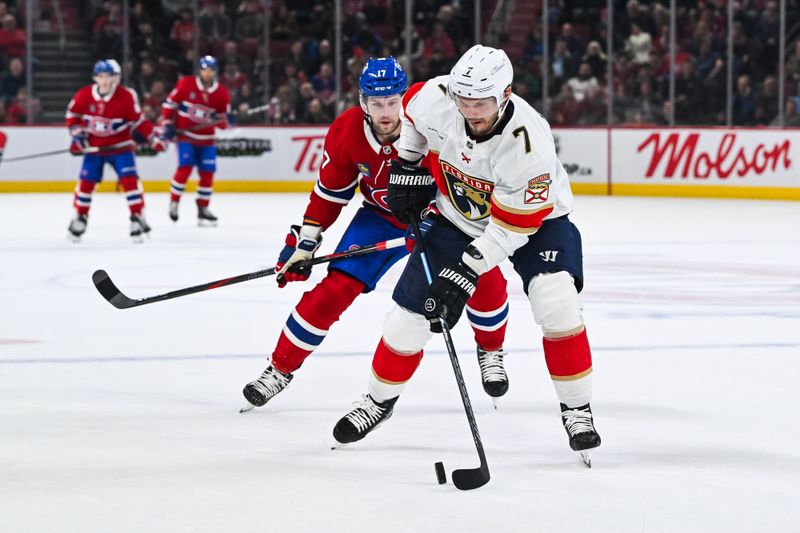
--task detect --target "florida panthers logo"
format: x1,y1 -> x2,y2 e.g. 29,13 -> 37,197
86,116 -> 123,137
440,160 -> 493,220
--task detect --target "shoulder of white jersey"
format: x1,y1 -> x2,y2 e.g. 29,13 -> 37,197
402,75 -> 450,125
496,95 -> 556,161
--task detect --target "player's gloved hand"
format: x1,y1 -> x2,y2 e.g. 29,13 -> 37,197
387,159 -> 434,224
150,134 -> 167,152
423,261 -> 478,333
69,128 -> 86,155
405,203 -> 439,252
275,224 -> 323,288
161,121 -> 176,141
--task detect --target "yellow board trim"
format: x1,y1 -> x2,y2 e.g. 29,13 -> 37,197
0,180 -> 316,193
571,183 -> 609,196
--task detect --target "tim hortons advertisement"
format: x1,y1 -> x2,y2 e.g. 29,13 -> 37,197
0,126 -> 329,184
551,128 -> 608,187
613,129 -> 800,187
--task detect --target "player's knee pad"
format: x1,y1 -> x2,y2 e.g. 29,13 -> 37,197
528,271 -> 584,337
382,305 -> 434,354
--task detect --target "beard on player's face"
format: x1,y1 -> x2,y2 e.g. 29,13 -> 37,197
365,95 -> 402,136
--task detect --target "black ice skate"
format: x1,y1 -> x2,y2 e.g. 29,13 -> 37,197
477,347 -> 509,407
68,214 -> 88,242
560,403 -> 601,467
129,213 -> 151,243
168,201 -> 179,222
196,201 -> 218,227
240,365 -> 293,413
332,394 -> 398,446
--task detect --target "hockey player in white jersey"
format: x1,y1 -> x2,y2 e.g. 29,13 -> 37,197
332,45 -> 601,466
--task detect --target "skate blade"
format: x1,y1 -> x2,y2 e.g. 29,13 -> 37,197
491,397 -> 500,410
68,233 -> 82,243
131,234 -> 145,244
330,439 -> 349,450
198,219 -> 218,227
579,451 -> 592,468
239,403 -> 256,414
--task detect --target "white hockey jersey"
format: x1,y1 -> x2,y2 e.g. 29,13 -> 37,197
398,75 -> 574,272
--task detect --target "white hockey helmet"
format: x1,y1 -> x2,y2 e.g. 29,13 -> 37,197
448,45 -> 513,111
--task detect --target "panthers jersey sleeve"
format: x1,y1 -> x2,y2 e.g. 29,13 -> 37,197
465,127 -> 562,274
397,81 -> 430,162
303,113 -> 359,229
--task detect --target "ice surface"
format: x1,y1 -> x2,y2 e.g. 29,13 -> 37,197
1,193 -> 799,533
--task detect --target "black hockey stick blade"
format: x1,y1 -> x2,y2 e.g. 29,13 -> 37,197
92,269 -> 139,309
452,464 -> 491,491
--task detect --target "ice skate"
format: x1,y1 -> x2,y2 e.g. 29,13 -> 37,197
332,394 -> 398,446
168,201 -> 179,222
240,365 -> 293,412
129,213 -> 151,243
477,347 -> 508,408
67,214 -> 88,242
560,403 -> 601,467
197,201 -> 218,227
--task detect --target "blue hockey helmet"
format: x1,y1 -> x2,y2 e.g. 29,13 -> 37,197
93,59 -> 121,77
198,55 -> 219,72
359,57 -> 407,97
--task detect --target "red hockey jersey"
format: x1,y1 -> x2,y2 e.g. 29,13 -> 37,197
66,84 -> 154,154
162,76 -> 231,146
304,106 -> 414,230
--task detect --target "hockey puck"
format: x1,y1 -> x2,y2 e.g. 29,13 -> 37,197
434,461 -> 446,484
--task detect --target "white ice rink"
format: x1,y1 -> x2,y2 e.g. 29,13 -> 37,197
1,192 -> 799,533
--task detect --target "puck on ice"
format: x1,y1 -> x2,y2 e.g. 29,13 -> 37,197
434,461 -> 446,484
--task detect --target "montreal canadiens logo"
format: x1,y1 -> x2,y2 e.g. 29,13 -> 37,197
424,298 -> 437,313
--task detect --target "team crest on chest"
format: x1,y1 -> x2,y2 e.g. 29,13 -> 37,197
525,173 -> 551,204
382,145 -> 392,155
440,160 -> 493,220
357,163 -> 371,178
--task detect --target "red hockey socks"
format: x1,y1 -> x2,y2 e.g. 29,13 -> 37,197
197,170 -> 214,207
170,166 -> 193,203
119,176 -> 144,214
73,179 -> 96,215
543,327 -> 593,408
465,266 -> 509,352
367,338 -> 423,402
271,271 -> 365,374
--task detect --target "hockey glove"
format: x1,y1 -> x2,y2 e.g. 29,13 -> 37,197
275,224 -> 323,287
69,128 -> 86,155
423,261 -> 478,333
405,203 -> 439,252
387,159 -> 434,225
150,134 -> 168,153
161,121 -> 176,141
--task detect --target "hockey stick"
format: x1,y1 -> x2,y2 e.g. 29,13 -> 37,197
92,236 -> 406,309
408,215 -> 491,491
0,140 -> 136,164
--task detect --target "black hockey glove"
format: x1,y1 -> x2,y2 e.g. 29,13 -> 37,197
387,159 -> 434,224
423,261 -> 478,333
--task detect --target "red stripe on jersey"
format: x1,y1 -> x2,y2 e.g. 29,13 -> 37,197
401,82 -> 425,126
371,338 -> 423,384
422,151 -> 450,197
543,328 -> 592,380
490,195 -> 553,234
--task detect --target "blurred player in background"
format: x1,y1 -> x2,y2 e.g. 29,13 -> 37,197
333,45 -> 601,466
66,59 -> 166,243
241,57 -> 512,412
161,55 -> 231,226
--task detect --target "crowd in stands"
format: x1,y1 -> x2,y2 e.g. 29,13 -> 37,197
0,0 -> 799,126
521,0 -> 800,126
0,0 -> 43,123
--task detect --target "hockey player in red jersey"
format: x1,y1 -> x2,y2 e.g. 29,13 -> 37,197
333,46 -> 601,466
241,57 -> 512,411
161,55 -> 231,226
66,59 -> 166,242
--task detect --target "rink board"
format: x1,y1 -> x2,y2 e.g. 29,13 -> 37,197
1,125 -> 799,199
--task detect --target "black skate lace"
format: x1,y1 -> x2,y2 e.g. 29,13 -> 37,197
561,407 -> 594,436
345,395 -> 386,431
250,368 -> 290,399
478,349 -> 507,383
